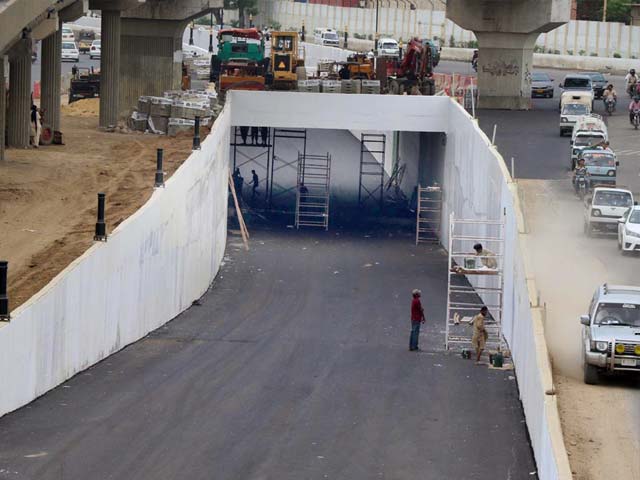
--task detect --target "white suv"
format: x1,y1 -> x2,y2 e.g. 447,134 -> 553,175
581,284 -> 640,384
61,41 -> 79,62
618,205 -> 640,253
89,39 -> 101,59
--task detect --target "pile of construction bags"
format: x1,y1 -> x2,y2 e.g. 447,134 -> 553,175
297,79 -> 381,94
129,89 -> 221,136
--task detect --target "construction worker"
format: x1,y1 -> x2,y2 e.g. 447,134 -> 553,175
250,126 -> 259,145
473,243 -> 497,269
471,306 -> 489,363
239,126 -> 249,145
251,169 -> 259,200
338,63 -> 350,80
232,167 -> 244,204
29,104 -> 39,148
409,289 -> 426,351
260,127 -> 268,147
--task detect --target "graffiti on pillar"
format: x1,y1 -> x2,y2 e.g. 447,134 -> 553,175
482,60 -> 520,76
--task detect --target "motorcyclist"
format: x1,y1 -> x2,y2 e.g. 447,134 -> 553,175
629,95 -> 640,124
625,69 -> 638,95
602,84 -> 617,106
573,158 -> 590,193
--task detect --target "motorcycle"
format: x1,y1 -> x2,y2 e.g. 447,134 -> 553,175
605,97 -> 616,115
575,174 -> 589,200
633,109 -> 640,130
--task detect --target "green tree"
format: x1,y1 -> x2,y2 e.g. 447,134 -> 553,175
577,0 -> 630,23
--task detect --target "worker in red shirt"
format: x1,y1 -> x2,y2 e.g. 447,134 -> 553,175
409,289 -> 426,351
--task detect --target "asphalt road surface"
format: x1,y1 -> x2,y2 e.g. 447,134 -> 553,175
0,130 -> 537,480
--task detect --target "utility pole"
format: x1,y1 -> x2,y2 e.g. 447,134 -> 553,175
375,0 -> 379,50
603,0 -> 608,22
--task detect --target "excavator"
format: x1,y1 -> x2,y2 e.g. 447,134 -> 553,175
382,38 -> 435,95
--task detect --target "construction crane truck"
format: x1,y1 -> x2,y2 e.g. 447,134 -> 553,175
381,38 -> 435,95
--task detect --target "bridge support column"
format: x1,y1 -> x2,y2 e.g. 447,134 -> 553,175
0,57 -> 6,161
447,0 -> 570,110
474,32 -> 538,110
7,39 -> 32,148
119,19 -> 185,117
100,10 -> 122,127
41,21 -> 62,132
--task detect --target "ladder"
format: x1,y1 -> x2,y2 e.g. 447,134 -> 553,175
416,185 -> 442,244
445,214 -> 506,354
358,133 -> 386,209
295,152 -> 331,230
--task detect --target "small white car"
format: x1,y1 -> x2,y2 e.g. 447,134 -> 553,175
61,26 -> 75,42
61,42 -> 79,62
89,39 -> 101,59
584,187 -> 634,236
560,102 -> 590,137
378,38 -> 399,57
618,206 -> 640,253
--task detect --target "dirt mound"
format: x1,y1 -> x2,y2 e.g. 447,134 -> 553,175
61,98 -> 100,117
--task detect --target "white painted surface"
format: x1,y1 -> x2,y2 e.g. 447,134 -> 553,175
0,107 -> 230,417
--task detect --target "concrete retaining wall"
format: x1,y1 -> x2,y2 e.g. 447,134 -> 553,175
0,107 -> 230,417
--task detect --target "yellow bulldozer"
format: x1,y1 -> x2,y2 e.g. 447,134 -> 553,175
268,31 -> 306,90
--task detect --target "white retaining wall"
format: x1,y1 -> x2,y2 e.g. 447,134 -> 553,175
0,107 -> 231,417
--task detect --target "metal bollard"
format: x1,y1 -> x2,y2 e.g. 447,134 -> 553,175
193,116 -> 201,150
94,193 -> 107,241
155,148 -> 165,187
0,261 -> 9,322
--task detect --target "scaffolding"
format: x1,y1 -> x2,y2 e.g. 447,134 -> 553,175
358,133 -> 386,209
416,185 -> 442,244
295,152 -> 331,230
445,214 -> 506,353
230,127 -> 307,210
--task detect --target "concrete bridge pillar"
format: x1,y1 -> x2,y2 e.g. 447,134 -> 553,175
119,19 -> 185,117
447,0 -> 570,110
7,39 -> 32,148
0,57 -> 6,161
100,10 -> 122,127
40,21 -> 62,132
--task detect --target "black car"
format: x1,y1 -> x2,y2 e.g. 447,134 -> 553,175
531,72 -> 554,98
584,72 -> 607,98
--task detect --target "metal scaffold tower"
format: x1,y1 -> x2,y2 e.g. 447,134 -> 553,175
270,128 -> 307,209
416,184 -> 442,245
358,133 -> 386,209
445,213 -> 506,353
295,152 -> 331,230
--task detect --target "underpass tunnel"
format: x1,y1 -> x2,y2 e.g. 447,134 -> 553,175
229,126 -> 447,231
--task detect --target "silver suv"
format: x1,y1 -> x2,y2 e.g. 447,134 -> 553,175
581,284 -> 640,384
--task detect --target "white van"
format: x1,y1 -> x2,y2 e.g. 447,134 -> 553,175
378,38 -> 399,57
314,28 -> 340,47
570,114 -> 608,169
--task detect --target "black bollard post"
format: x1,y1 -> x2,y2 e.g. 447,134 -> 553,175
193,116 -> 201,150
301,22 -> 305,42
155,148 -> 165,187
94,193 -> 107,241
208,13 -> 214,53
0,261 -> 9,322
189,23 -> 194,46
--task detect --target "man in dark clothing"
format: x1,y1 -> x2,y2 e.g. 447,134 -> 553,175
338,64 -> 350,80
260,127 -> 269,147
409,289 -> 426,351
239,126 -> 249,145
251,169 -> 259,200
250,126 -> 259,145
232,167 -> 244,204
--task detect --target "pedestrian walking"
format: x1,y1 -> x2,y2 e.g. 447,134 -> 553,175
250,126 -> 259,145
251,169 -> 259,200
409,289 -> 426,351
471,306 -> 489,364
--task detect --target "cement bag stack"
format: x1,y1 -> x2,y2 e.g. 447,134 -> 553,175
297,79 -> 321,93
361,80 -> 381,95
321,80 -> 341,93
341,79 -> 361,94
148,97 -> 172,134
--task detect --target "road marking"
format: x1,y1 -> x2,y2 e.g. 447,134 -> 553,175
24,452 -> 48,458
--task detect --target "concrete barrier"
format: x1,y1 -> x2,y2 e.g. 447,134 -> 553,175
0,106 -> 230,417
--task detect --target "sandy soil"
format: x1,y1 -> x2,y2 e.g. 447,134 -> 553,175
0,98 -> 204,310
519,178 -> 640,480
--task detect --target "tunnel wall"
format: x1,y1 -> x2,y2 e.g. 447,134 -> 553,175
0,107 -> 231,418
440,102 -> 572,480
